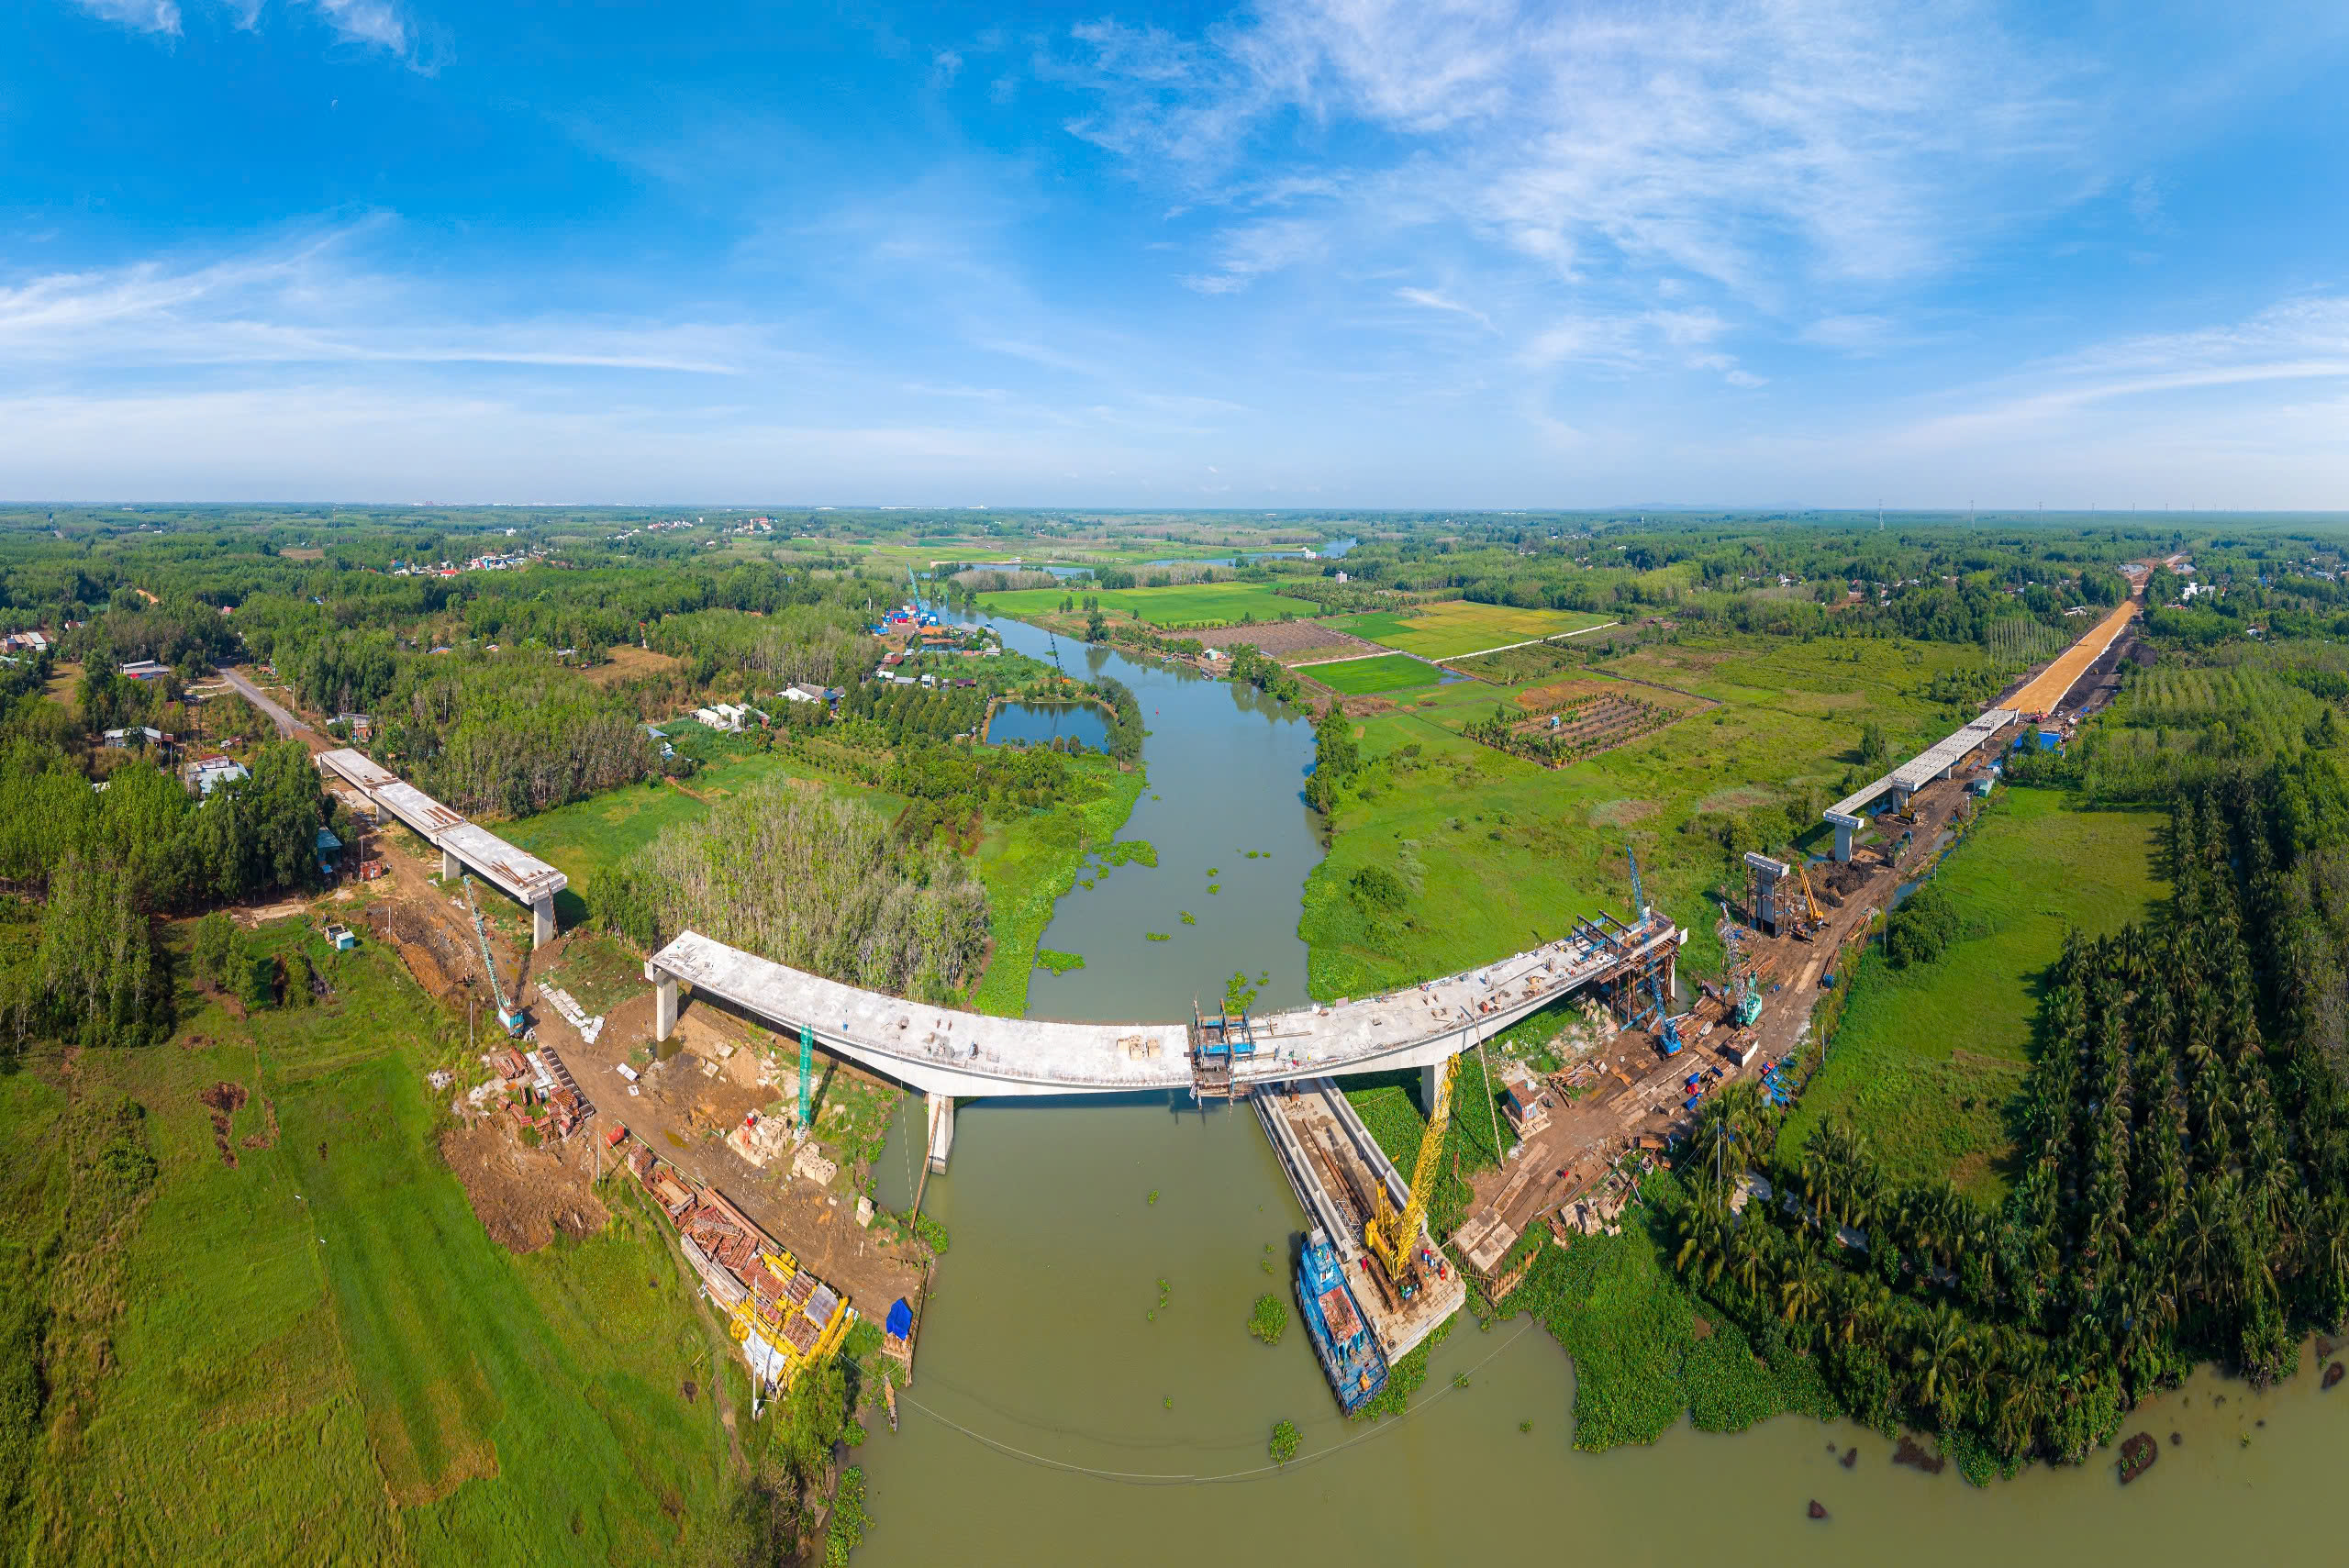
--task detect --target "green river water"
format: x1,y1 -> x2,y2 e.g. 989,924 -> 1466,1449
859,621 -> 2344,1565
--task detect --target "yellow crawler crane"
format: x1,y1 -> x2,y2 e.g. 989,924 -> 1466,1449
1366,1054 -> 1456,1291
1795,862 -> 1827,931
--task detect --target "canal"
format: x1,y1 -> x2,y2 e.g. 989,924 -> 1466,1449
857,611 -> 2340,1565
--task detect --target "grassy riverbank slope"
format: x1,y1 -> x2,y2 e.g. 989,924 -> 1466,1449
1778,785 -> 2167,1204
0,917 -> 757,1565
969,762 -> 1148,1018
1300,632 -> 1993,999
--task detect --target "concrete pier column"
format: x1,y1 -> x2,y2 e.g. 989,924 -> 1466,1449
531,896 -> 555,950
654,973 -> 678,1042
1891,784 -> 1911,814
927,1093 -> 956,1173
1424,1062 -> 1443,1116
441,846 -> 459,881
1833,821 -> 1854,862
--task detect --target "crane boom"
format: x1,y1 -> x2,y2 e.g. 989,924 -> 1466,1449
1625,846 -> 1648,920
1367,1055 -> 1456,1285
1795,862 -> 1826,928
459,873 -> 523,1033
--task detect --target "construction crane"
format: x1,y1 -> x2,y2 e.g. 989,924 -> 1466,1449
1645,974 -> 1684,1055
1625,846 -> 1650,922
1720,916 -> 1763,1028
1366,1054 -> 1455,1296
1795,862 -> 1827,931
458,873 -> 526,1035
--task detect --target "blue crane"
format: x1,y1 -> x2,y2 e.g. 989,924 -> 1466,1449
1616,850 -> 1653,925
1646,974 -> 1684,1056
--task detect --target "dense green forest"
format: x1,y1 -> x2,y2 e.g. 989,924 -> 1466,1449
1673,721 -> 2349,1479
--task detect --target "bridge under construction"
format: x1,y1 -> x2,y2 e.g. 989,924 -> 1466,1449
645,909 -> 1684,1174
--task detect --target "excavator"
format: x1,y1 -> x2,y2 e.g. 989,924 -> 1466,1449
1365,1055 -> 1455,1302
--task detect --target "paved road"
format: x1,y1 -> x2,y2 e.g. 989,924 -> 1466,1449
213,664 -> 312,738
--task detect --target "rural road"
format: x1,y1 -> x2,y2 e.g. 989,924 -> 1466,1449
214,664 -> 312,738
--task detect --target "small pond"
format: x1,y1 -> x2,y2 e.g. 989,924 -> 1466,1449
985,700 -> 1110,750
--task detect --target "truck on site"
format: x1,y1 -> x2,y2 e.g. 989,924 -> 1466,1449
1297,1227 -> 1388,1415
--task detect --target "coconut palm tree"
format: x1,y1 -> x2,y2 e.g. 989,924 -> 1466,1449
1908,1302 -> 1975,1429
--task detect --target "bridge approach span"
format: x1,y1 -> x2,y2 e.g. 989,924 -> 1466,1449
317,748 -> 567,946
646,916 -> 1682,1168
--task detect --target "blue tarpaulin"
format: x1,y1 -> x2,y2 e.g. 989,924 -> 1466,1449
885,1298 -> 914,1339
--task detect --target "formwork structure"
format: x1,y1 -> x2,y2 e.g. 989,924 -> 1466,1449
1743,851 -> 1792,938
1187,1000 -> 1257,1100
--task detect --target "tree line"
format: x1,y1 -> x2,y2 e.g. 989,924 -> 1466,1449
1670,753 -> 2349,1478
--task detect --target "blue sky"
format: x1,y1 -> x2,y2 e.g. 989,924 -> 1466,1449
7,0 -> 2349,507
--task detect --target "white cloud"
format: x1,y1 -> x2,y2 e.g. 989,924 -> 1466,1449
305,0 -> 407,55
71,0 -> 181,36
1395,286 -> 1494,331
0,227 -> 756,374
1064,0 -> 2085,297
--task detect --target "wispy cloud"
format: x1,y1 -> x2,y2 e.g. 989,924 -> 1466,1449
0,226 -> 757,374
1063,0 -> 2086,298
71,0 -> 181,36
303,0 -> 407,55
1887,295 -> 2349,454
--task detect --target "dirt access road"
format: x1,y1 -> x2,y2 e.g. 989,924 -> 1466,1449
1455,756 -> 1992,1261
2004,597 -> 2142,718
214,663 -> 317,740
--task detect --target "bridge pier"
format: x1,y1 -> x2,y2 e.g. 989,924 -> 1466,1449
654,972 -> 679,1042
1891,784 -> 1911,815
1423,1062 -> 1442,1116
531,895 -> 555,950
1832,820 -> 1854,862
927,1093 -> 955,1173
441,846 -> 459,881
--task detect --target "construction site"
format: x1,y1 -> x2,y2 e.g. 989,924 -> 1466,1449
1443,706 -> 2032,1300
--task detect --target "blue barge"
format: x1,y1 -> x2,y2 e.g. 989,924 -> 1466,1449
1297,1227 -> 1388,1414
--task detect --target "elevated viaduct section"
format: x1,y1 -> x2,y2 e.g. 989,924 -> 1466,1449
316,748 -> 568,947
645,915 -> 1682,1171
1821,709 -> 2017,861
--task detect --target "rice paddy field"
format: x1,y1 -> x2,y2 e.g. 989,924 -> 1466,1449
0,918 -> 756,1566
976,580 -> 1290,628
1323,601 -> 1611,660
1297,633 -> 1994,999
1303,652 -> 1443,695
1777,785 -> 2168,1205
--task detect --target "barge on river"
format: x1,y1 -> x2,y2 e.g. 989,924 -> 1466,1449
1299,1227 -> 1387,1414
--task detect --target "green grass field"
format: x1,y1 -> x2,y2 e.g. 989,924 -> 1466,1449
1304,653 -> 1443,695
1778,786 -> 2167,1205
978,579 -> 1288,628
968,759 -> 1146,1018
2,919 -> 758,1565
1324,601 -> 1609,659
1297,634 -> 1992,1000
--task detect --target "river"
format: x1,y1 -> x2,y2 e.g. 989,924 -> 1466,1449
855,615 -> 2342,1565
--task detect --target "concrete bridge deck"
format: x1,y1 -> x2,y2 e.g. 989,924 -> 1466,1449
1820,708 -> 2016,860
317,748 -> 567,946
646,916 -> 1682,1167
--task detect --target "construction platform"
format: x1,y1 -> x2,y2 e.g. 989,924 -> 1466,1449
1256,1078 -> 1464,1362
